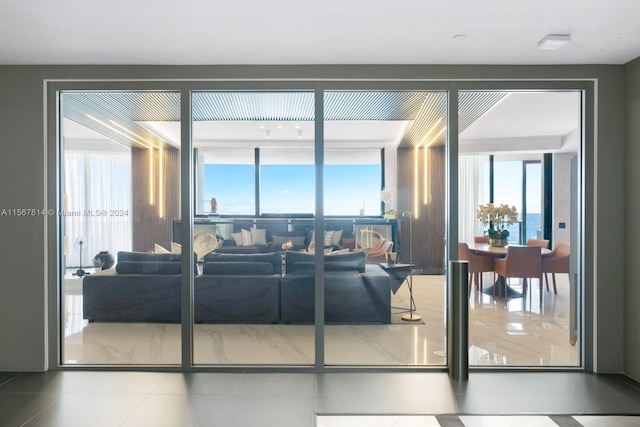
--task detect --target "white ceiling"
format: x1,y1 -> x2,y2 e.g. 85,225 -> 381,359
2,1 -> 640,65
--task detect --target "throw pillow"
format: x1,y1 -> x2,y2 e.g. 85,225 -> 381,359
170,242 -> 182,254
154,243 -> 170,254
231,231 -> 244,246
250,228 -> 267,245
272,235 -> 287,245
241,229 -> 253,246
323,230 -> 335,247
331,229 -> 343,247
290,235 -> 306,246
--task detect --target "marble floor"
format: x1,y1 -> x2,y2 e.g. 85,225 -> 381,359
1,371 -> 639,427
62,273 -> 578,367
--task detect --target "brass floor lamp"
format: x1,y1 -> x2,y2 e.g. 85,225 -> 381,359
402,211 -> 421,322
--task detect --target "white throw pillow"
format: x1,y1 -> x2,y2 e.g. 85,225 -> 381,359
323,230 -> 335,247
154,243 -> 170,254
331,229 -> 343,246
241,229 -> 253,246
231,232 -> 243,246
171,242 -> 182,254
250,228 -> 267,245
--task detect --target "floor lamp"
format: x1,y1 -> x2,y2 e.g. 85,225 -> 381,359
402,211 -> 421,322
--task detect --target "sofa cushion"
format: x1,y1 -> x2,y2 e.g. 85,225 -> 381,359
285,250 -> 366,273
203,261 -> 274,275
118,251 -> 181,263
325,251 -> 366,272
203,251 -> 282,274
116,260 -> 182,275
116,251 -> 197,273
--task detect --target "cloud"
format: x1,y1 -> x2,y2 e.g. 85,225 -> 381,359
280,190 -> 291,195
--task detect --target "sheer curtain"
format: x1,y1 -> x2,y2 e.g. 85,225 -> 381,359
458,155 -> 489,245
64,151 -> 132,269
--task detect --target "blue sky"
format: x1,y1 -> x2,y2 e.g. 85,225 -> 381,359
203,164 -> 381,215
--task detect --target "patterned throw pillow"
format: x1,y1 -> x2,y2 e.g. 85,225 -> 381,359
323,230 -> 335,247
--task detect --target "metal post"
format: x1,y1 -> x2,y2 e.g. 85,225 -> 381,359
448,260 -> 469,381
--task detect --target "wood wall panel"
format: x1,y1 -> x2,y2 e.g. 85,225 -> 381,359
397,146 -> 446,274
131,147 -> 180,252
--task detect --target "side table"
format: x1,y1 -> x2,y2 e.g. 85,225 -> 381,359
380,263 -> 421,321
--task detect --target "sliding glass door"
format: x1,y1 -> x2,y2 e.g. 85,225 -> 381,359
54,82 -> 585,372
322,90 -> 448,366
459,90 -> 581,367
191,91 -> 316,366
60,90 -> 182,365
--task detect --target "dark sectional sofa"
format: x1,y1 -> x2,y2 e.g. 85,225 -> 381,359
83,250 -> 391,324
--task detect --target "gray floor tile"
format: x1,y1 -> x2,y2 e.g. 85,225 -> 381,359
152,372 -> 243,395
120,393 -> 234,427
0,393 -> 61,427
222,393 -> 315,427
22,393 -> 148,427
70,371 -> 168,394
0,373 -> 20,387
234,373 -> 315,395
0,371 -> 93,394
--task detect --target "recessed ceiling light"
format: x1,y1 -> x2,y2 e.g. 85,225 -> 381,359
537,34 -> 571,50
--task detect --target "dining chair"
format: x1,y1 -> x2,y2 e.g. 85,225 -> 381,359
366,240 -> 394,263
527,238 -> 550,249
474,236 -> 490,244
542,241 -> 570,294
493,245 -> 543,306
458,243 -> 494,296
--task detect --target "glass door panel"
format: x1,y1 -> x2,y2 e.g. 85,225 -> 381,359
60,90 -> 182,365
459,90 -> 581,367
191,91 -> 315,366
323,90 -> 448,366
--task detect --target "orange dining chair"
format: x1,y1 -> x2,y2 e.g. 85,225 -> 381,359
366,240 -> 394,263
542,241 -> 570,294
493,246 -> 543,306
527,238 -> 550,249
474,236 -> 490,244
458,243 -> 495,296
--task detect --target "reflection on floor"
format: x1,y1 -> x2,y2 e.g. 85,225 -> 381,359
2,371 -> 640,427
63,273 -> 577,366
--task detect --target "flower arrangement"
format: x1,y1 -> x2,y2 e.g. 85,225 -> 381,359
281,240 -> 294,250
380,188 -> 395,216
477,203 -> 518,240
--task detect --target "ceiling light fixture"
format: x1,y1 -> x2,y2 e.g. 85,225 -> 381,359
537,34 -> 571,50
265,130 -> 271,139
297,130 -> 303,139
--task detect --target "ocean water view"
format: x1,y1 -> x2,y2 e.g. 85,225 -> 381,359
506,212 -> 542,243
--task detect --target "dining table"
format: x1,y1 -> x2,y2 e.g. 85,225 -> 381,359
468,243 -> 551,298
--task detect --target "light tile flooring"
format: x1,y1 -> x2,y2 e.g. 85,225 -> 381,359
62,273 -> 578,367
1,371 -> 639,427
